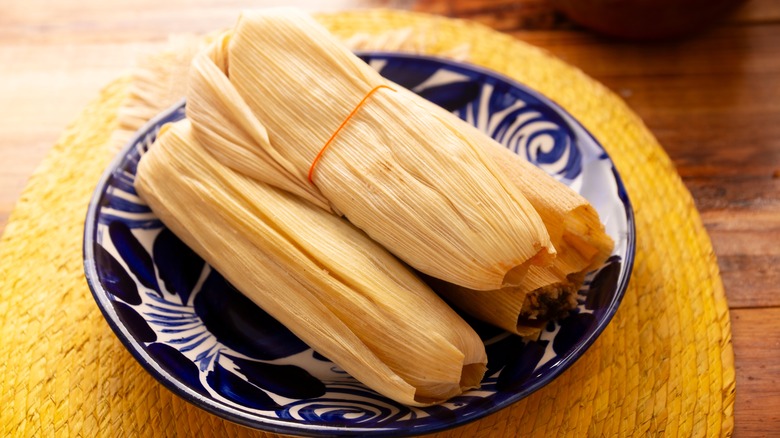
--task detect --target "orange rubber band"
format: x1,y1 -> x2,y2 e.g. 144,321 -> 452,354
307,84 -> 396,184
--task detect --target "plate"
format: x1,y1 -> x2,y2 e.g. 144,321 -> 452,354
83,52 -> 635,436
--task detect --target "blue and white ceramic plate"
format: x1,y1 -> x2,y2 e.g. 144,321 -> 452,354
84,53 -> 635,436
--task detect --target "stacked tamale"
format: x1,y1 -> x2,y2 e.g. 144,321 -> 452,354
134,9 -> 614,406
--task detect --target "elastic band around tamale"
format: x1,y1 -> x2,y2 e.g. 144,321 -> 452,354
308,84 -> 396,183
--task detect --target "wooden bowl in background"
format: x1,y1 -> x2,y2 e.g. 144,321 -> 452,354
550,0 -> 747,39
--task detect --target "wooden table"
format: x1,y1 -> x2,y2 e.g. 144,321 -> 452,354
1,0 -> 777,435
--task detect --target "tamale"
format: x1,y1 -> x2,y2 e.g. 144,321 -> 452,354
427,129 -> 614,336
134,120 -> 487,406
429,266 -> 581,337
185,9 -> 554,291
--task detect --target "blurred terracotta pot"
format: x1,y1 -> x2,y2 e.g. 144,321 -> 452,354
550,0 -> 747,40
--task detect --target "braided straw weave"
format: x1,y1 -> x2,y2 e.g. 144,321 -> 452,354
0,10 -> 735,437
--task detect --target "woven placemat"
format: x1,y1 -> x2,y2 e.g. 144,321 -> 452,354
0,10 -> 735,437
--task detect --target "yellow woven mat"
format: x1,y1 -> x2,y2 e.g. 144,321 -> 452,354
0,10 -> 734,437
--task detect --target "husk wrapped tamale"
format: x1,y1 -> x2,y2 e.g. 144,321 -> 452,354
134,120 -> 487,406
185,9 -> 555,291
426,131 -> 615,336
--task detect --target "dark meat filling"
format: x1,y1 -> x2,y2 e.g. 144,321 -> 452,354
516,282 -> 579,330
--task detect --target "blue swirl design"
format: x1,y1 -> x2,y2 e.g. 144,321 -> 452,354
279,388 -> 411,426
85,54 -> 633,436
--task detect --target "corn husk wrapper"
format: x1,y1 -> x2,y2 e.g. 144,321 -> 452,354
134,120 -> 487,406
485,143 -> 614,274
185,9 -> 554,291
426,127 -> 615,336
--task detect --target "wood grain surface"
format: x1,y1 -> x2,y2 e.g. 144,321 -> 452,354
1,0 -> 778,435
